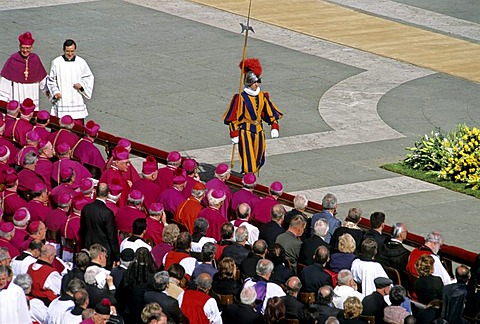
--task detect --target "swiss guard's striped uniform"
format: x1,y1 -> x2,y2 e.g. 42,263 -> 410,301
223,90 -> 283,173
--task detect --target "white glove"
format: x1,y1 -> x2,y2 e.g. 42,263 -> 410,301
271,129 -> 279,138
231,136 -> 239,144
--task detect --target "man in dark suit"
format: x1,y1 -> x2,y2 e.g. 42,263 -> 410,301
299,217 -> 331,266
329,207 -> 364,253
221,225 -> 250,266
299,245 -> 332,293
144,271 -> 186,323
80,183 -> 120,268
258,204 -> 285,247
240,239 -> 267,278
310,193 -> 340,243
361,277 -> 392,324
222,286 -> 264,323
283,194 -> 311,239
376,222 -> 411,286
441,265 -> 470,324
282,276 -> 306,319
362,211 -> 388,250
310,285 -> 341,323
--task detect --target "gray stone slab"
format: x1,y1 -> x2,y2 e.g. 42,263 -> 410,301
391,0 -> 480,24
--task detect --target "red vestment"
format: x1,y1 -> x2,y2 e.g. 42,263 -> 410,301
35,156 -> 53,191
47,129 -> 80,150
0,237 -> 20,258
50,183 -> 76,206
45,208 -> 68,232
13,118 -> 33,146
18,168 -> 45,192
159,187 -> 186,216
25,199 -> 52,222
72,138 -> 105,170
32,124 -> 50,142
10,227 -> 29,250
115,205 -> 146,233
27,262 -> 58,302
99,167 -> 129,207
198,207 -> 224,242
251,195 -> 278,223
0,135 -> 18,165
205,178 -> 232,220
2,189 -> 26,218
164,250 -> 190,271
131,178 -> 161,210
155,165 -> 176,195
51,157 -> 92,189
180,290 -> 210,324
144,217 -> 164,246
175,197 -> 203,233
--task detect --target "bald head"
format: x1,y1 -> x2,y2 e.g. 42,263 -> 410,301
237,203 -> 251,220
196,273 -> 213,293
318,285 -> 334,305
455,265 -> 471,284
96,182 -> 109,198
39,244 -> 56,264
286,276 -> 302,296
271,204 -> 285,222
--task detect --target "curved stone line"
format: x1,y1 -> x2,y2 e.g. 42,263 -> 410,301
319,68 -> 434,133
128,0 -> 434,163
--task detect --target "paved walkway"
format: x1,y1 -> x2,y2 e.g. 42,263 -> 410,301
0,0 -> 479,251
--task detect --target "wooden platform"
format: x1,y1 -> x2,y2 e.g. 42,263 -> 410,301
190,0 -> 480,83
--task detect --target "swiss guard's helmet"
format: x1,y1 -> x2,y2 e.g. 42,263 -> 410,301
240,58 -> 262,87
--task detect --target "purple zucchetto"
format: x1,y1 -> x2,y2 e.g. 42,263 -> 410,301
242,173 -> 256,185
270,181 -> 283,194
167,151 -> 181,163
32,182 -> 46,193
60,167 -> 74,180
13,208 -> 29,222
149,203 -> 164,214
26,130 -> 40,142
182,158 -> 197,172
215,163 -> 230,177
37,110 -> 50,120
58,193 -> 72,205
128,190 -> 144,200
0,222 -> 14,233
56,142 -> 70,155
6,100 -> 19,112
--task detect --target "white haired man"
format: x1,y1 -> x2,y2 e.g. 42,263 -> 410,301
332,269 -> 364,309
406,231 -> 452,285
243,259 -> 286,314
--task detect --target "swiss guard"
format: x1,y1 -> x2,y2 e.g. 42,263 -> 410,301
223,58 -> 283,174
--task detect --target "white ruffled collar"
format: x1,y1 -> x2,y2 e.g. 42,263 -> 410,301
244,86 -> 260,96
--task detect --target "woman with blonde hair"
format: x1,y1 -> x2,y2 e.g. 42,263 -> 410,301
329,233 -> 357,273
337,296 -> 364,323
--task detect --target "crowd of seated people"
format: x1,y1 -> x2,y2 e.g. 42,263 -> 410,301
0,101 -> 480,324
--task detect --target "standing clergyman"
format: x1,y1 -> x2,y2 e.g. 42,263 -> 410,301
47,39 -> 94,123
223,58 -> 283,174
0,32 -> 48,108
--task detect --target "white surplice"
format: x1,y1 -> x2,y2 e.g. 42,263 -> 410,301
47,55 -> 94,119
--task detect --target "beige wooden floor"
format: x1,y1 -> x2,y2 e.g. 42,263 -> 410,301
191,0 -> 480,83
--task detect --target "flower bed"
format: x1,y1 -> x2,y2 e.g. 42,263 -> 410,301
405,124 -> 480,189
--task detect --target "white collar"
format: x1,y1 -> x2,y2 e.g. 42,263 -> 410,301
244,86 -> 260,96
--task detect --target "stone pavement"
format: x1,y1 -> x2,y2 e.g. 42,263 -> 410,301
0,0 -> 479,251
